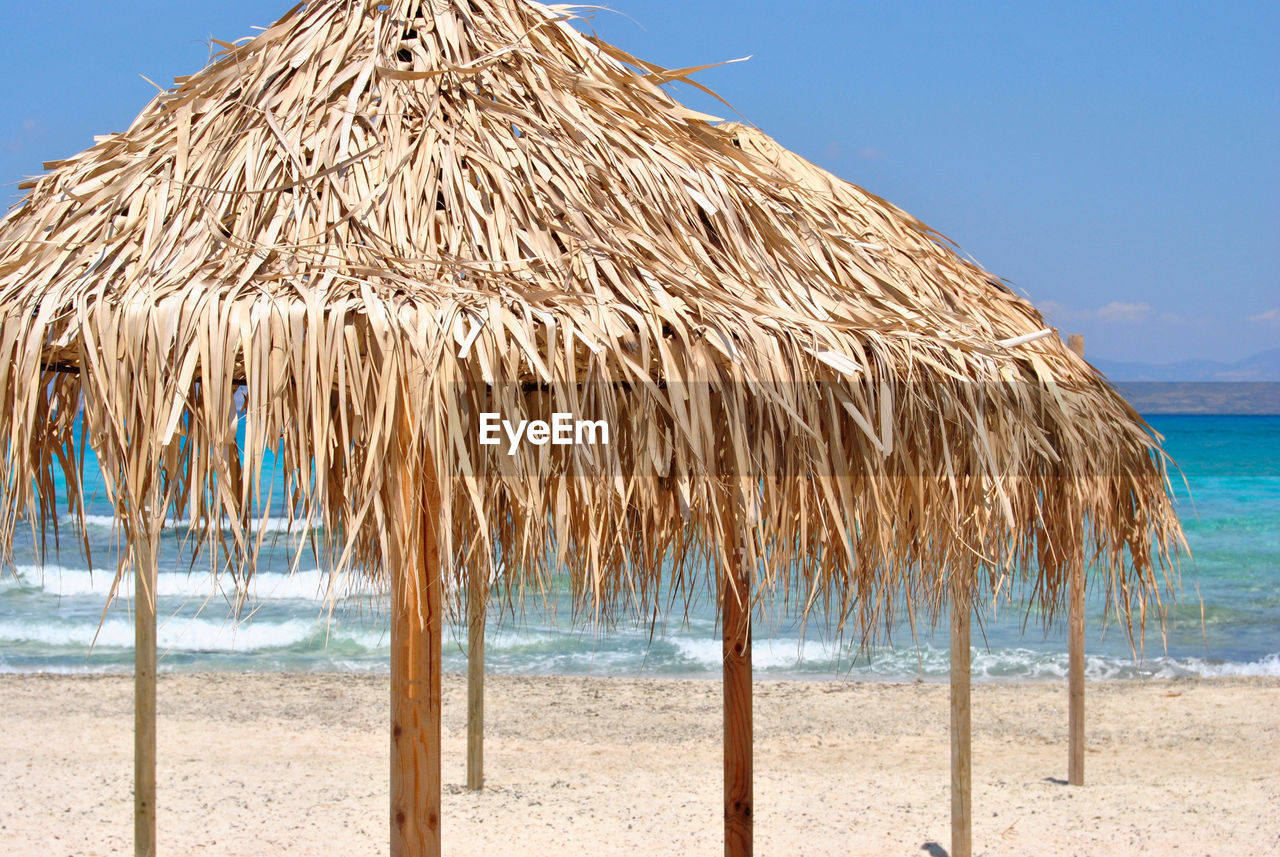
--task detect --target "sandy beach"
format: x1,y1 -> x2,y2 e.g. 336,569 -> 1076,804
1,673 -> 1276,855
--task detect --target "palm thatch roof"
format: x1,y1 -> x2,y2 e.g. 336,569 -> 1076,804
0,0 -> 1180,635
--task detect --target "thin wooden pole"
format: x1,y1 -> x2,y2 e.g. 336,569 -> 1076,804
390,447 -> 443,857
723,535 -> 753,857
134,525 -> 158,857
950,585 -> 972,857
1067,559 -> 1085,786
1067,332 -> 1086,786
466,562 -> 485,791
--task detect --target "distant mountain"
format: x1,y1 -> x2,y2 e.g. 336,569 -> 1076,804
1084,348 -> 1280,415
1092,347 -> 1280,382
1110,382 -> 1280,415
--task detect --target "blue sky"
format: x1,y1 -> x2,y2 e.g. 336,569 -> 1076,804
1,1 -> 1276,363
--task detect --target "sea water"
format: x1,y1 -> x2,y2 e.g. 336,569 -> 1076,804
1,415 -> 1276,681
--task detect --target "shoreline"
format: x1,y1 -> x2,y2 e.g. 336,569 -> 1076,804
2,673 -> 1277,855
4,645 -> 1277,682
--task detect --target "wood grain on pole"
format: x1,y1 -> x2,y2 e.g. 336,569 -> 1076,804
723,522 -> 753,857
950,585 -> 972,857
1067,332 -> 1086,786
466,561 -> 485,791
390,436 -> 443,857
134,527 -> 157,857
1068,558 -> 1086,786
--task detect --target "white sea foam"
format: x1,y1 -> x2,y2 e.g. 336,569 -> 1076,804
79,514 -> 123,530
1,608 -> 1276,680
666,638 -> 1280,681
4,564 -> 380,602
0,616 -> 320,652
671,635 -> 840,671
71,514 -> 320,534
0,614 -> 395,654
4,564 -> 1277,679
1149,651 -> 1280,678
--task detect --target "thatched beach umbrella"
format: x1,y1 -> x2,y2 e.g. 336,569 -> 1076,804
720,126 -> 1165,847
0,2 -> 1181,856
724,126 -> 1114,791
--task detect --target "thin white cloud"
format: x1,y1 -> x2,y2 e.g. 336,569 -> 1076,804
856,146 -> 883,160
1038,300 -> 1078,321
1249,308 -> 1280,323
1094,301 -> 1153,323
1038,300 -> 1181,326
4,117 -> 43,153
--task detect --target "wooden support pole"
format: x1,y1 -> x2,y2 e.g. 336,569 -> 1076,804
1068,559 -> 1086,786
723,539 -> 753,857
1067,332 -> 1086,786
466,562 -> 485,791
134,527 -> 158,857
950,586 -> 972,857
390,462 -> 443,857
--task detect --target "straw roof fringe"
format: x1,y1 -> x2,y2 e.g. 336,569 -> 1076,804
0,0 -> 1181,636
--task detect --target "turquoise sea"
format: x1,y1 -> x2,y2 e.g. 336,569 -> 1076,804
1,414 -> 1276,681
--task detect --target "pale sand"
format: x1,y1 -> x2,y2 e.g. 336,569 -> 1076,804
1,674 -> 1277,855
